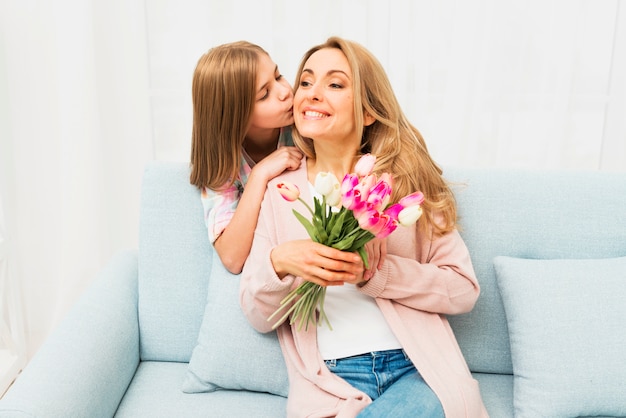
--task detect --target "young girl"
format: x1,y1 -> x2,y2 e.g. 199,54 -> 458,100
189,41 -> 303,274
240,37 -> 488,417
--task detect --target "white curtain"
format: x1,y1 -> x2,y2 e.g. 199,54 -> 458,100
0,0 -> 624,383
0,0 -> 153,373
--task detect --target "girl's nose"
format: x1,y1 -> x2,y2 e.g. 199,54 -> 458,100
278,82 -> 292,101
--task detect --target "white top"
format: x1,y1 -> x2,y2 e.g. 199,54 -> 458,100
317,284 -> 403,360
308,184 -> 402,360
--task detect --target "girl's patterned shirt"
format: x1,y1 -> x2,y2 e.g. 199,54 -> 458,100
201,127 -> 293,244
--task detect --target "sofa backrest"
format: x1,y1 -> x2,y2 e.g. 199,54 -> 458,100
445,167 -> 626,374
136,161 -> 626,373
138,161 -> 212,362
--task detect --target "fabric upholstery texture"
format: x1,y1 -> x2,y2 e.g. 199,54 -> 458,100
118,361 -> 287,418
2,162 -> 625,418
494,255 -> 626,418
183,252 -> 289,396
445,167 -> 626,374
138,162 -> 212,362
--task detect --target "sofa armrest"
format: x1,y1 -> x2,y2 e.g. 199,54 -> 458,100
0,250 -> 140,418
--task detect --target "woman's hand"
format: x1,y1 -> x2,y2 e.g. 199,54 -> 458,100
270,240 -> 364,286
362,238 -> 387,282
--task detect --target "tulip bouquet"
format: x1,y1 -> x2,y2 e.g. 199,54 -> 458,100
268,154 -> 424,331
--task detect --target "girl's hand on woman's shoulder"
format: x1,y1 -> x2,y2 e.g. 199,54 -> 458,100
253,147 -> 303,182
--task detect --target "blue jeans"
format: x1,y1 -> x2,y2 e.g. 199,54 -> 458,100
324,349 -> 445,418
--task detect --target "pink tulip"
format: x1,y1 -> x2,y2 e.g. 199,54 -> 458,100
383,203 -> 404,220
356,209 -> 398,238
341,188 -> 358,210
378,172 -> 393,188
355,174 -> 377,202
356,209 -> 385,234
341,173 -> 359,195
376,218 -> 398,239
351,200 -> 372,220
277,182 -> 300,202
354,154 -> 376,177
398,191 -> 425,208
366,178 -> 392,211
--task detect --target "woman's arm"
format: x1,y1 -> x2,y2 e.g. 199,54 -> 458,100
358,226 -> 480,315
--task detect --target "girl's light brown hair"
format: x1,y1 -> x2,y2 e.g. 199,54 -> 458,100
292,36 -> 457,235
190,41 -> 267,190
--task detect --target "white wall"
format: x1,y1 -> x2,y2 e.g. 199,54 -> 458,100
145,0 -> 626,171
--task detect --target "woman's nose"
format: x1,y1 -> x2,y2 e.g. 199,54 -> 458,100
304,83 -> 321,101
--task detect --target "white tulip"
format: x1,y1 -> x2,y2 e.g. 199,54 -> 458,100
398,205 -> 423,226
314,172 -> 340,199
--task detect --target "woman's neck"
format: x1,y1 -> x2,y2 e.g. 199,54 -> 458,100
307,143 -> 360,184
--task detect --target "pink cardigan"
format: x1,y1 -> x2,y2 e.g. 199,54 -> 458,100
240,160 -> 489,418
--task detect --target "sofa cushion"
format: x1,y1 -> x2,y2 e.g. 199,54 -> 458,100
138,162 -> 212,362
472,372 -> 514,418
117,361 -> 286,418
493,255 -> 626,417
446,168 -> 626,375
183,251 -> 289,396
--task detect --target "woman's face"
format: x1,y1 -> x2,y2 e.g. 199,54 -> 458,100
248,53 -> 294,133
294,48 -> 359,147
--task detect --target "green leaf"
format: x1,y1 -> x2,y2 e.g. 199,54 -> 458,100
357,246 -> 370,269
308,198 -> 327,243
332,234 -> 356,250
313,197 -> 326,229
327,208 -> 348,244
349,232 -> 376,252
293,209 -> 320,243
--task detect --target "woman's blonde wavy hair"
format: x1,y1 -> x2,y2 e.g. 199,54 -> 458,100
189,41 -> 267,190
292,37 -> 457,235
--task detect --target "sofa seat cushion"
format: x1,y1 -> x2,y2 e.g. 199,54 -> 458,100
494,255 -> 626,418
115,361 -> 287,417
472,372 -> 513,418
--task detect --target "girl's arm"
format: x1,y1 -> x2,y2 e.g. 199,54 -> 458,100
214,147 -> 302,273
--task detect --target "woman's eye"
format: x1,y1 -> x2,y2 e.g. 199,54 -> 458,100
259,90 -> 269,100
276,74 -> 283,81
330,83 -> 343,89
299,80 -> 311,87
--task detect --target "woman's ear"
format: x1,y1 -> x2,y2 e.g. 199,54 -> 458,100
364,111 -> 376,127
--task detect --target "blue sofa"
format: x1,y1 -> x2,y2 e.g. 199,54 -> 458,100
1,162 -> 625,417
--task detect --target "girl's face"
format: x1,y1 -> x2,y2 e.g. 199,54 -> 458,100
247,53 -> 294,133
293,48 -> 359,147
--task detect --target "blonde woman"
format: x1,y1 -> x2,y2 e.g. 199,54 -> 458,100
241,37 -> 488,417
